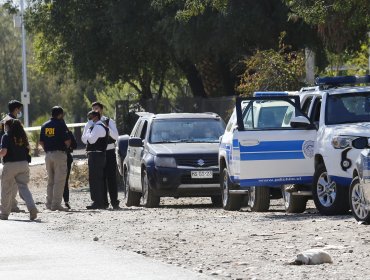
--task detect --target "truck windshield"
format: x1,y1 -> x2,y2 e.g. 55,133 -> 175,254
326,92 -> 370,125
150,118 -> 225,143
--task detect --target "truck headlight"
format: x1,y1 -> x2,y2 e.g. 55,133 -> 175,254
331,136 -> 355,149
154,156 -> 177,168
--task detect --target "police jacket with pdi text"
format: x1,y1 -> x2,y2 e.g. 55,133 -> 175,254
40,118 -> 70,152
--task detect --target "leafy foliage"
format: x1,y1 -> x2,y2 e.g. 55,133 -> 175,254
28,114 -> 49,155
0,6 -> 22,113
285,0 -> 370,52
324,41 -> 370,76
238,35 -> 305,96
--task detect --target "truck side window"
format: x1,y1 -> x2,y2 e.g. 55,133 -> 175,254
140,121 -> 148,140
226,112 -> 236,132
134,121 -> 144,138
312,99 -> 322,125
243,107 -> 254,129
302,96 -> 313,115
131,120 -> 142,137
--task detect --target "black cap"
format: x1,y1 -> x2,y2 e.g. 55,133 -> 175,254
51,106 -> 64,118
87,110 -> 100,120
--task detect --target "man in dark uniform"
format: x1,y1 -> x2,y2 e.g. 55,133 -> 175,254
91,102 -> 120,209
82,111 -> 109,209
40,106 -> 71,211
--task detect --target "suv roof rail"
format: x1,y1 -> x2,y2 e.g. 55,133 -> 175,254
203,112 -> 221,117
315,75 -> 370,87
135,112 -> 154,117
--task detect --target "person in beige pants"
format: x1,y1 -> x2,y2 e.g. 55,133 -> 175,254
40,106 -> 71,211
0,119 -> 38,220
0,100 -> 33,212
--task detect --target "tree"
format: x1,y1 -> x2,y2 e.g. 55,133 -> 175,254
0,6 -> 22,115
238,35 -> 305,96
27,0 -> 318,99
28,0 -> 176,102
285,0 -> 370,52
154,0 -> 318,95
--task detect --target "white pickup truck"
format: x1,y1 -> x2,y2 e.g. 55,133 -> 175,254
219,75 -> 370,215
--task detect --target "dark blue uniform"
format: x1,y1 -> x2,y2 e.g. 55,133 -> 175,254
40,118 -> 71,210
40,118 -> 70,152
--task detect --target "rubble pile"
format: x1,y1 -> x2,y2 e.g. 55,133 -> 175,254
69,160 -> 89,188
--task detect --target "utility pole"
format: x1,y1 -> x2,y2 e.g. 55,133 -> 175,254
20,0 -> 30,127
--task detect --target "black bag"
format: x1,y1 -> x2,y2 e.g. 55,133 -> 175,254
69,131 -> 77,150
26,148 -> 31,163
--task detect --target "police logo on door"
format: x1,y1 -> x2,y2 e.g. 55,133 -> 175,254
302,140 -> 314,159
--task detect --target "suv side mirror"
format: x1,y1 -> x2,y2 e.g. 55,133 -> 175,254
290,116 -> 312,129
128,137 -> 144,147
352,137 -> 369,149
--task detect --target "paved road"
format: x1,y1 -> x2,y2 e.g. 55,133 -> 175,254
30,149 -> 87,166
0,220 -> 209,280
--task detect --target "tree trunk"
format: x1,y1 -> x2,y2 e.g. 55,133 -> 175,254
139,70 -> 153,101
177,60 -> 207,97
196,57 -> 228,97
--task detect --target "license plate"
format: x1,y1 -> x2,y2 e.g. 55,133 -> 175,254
191,171 -> 213,179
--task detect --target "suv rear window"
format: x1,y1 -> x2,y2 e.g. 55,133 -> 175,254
149,118 -> 225,143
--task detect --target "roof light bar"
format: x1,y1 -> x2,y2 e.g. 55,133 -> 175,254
315,75 -> 370,86
254,91 -> 289,97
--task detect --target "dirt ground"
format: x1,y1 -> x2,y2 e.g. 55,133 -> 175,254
13,163 -> 370,280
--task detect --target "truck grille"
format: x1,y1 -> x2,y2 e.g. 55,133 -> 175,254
176,155 -> 218,167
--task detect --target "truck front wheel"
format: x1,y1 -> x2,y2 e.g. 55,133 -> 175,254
312,163 -> 349,215
248,186 -> 270,212
221,168 -> 242,211
281,185 -> 307,213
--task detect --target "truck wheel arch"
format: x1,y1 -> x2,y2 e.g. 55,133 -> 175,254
315,154 -> 325,168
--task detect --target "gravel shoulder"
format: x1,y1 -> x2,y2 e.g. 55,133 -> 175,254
11,164 -> 370,280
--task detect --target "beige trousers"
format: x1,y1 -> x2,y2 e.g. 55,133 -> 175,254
45,151 -> 67,209
1,161 -> 32,216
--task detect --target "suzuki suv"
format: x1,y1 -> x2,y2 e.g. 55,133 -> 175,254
117,113 -> 225,207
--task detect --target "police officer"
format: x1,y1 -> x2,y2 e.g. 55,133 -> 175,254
40,106 -> 71,211
82,111 -> 109,209
0,100 -> 32,213
91,102 -> 120,209
0,119 -> 38,220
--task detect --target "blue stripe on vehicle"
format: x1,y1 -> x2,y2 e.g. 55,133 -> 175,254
219,143 -> 231,150
239,140 -> 304,153
330,176 -> 352,186
238,176 -> 313,187
240,151 -> 305,161
232,139 -> 239,149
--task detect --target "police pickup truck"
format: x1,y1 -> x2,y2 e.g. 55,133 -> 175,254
219,75 -> 370,215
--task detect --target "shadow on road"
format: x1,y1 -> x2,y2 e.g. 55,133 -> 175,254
259,212 -> 352,222
9,219 -> 44,223
159,203 -> 217,209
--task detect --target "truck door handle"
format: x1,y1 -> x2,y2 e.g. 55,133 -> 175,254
239,139 -> 260,146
